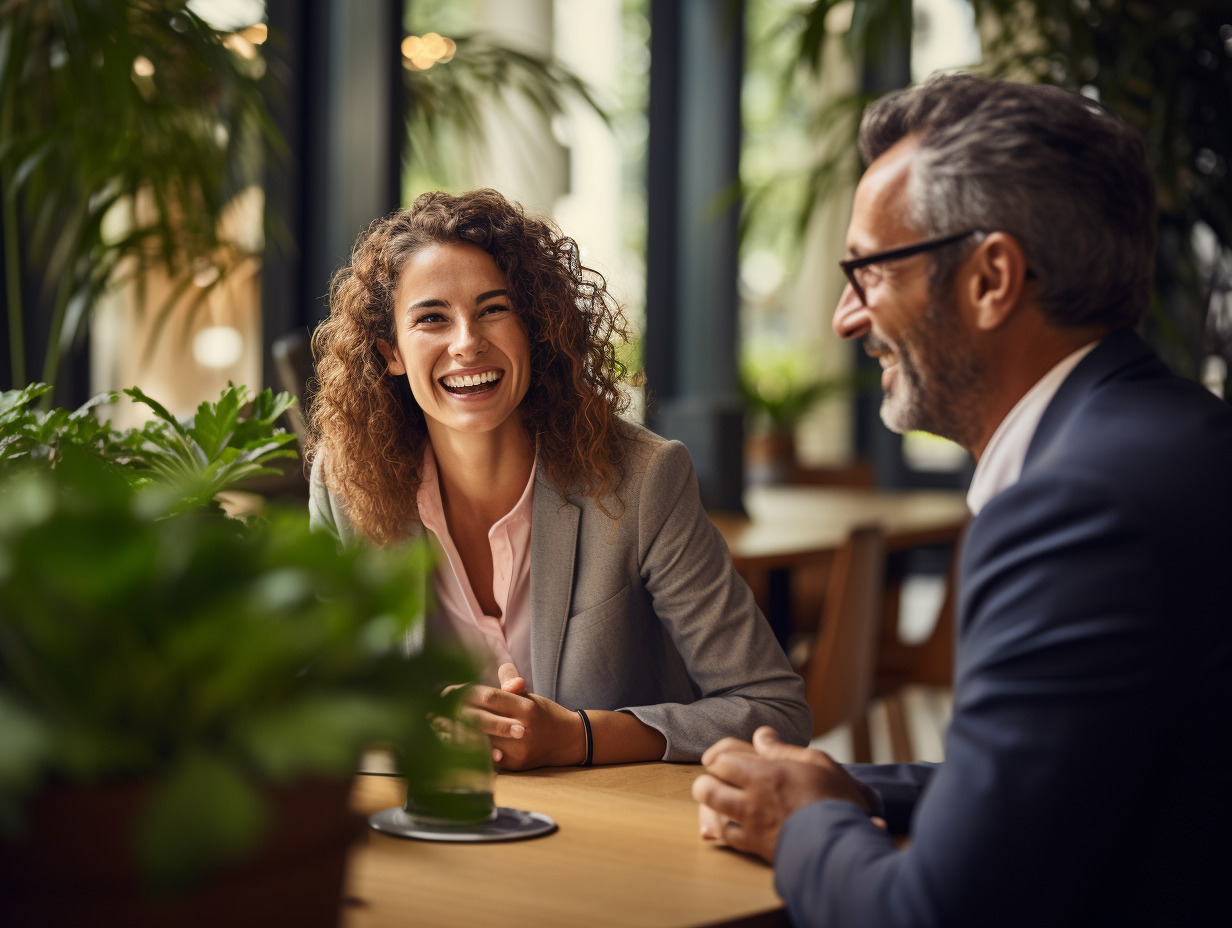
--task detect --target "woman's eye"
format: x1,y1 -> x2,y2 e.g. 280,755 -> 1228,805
480,304 -> 511,317
414,312 -> 446,325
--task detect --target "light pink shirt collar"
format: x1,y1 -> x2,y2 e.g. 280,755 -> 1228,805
416,446 -> 537,689
966,341 -> 1098,515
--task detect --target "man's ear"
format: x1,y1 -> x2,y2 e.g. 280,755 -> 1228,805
376,338 -> 405,376
961,231 -> 1030,332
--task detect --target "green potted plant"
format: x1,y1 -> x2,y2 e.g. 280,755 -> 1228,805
0,1 -> 276,399
740,349 -> 849,484
0,383 -> 471,926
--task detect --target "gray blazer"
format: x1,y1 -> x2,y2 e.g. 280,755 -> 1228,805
310,424 -> 811,760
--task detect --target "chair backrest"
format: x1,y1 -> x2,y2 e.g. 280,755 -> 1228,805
874,524 -> 967,696
271,329 -> 313,449
906,544 -> 959,688
803,524 -> 885,739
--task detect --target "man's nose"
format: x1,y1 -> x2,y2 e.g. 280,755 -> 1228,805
832,282 -> 872,341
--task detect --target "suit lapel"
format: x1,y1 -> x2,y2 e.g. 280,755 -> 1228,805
1022,327 -> 1155,475
528,473 -> 579,702
959,328 -> 1154,641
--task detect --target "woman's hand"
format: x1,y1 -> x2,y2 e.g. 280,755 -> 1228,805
460,663 -> 586,770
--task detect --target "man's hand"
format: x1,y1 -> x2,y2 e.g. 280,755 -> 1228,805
692,727 -> 881,863
460,662 -> 585,770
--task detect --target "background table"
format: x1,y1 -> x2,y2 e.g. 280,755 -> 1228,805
343,764 -> 786,928
710,485 -> 969,641
710,485 -> 969,571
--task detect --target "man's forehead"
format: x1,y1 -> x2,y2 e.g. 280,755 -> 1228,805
848,137 -> 921,250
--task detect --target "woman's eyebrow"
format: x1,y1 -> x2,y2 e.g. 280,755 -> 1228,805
408,298 -> 446,310
476,288 -> 509,304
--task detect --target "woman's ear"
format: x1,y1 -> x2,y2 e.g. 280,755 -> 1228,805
962,231 -> 1030,332
376,338 -> 406,376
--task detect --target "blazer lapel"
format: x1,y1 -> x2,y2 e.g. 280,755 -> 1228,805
1022,327 -> 1156,475
528,473 -> 579,701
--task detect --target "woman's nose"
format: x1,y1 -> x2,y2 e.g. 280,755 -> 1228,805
451,320 -> 487,357
832,282 -> 872,341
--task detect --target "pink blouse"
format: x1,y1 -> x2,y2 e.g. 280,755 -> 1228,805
416,447 -> 536,690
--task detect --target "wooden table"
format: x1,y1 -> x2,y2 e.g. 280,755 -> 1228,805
343,764 -> 785,928
710,485 -> 969,639
711,485 -> 969,572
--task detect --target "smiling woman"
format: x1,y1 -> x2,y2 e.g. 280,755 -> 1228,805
307,189 -> 811,770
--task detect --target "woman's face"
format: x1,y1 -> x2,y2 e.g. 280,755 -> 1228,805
378,242 -> 531,443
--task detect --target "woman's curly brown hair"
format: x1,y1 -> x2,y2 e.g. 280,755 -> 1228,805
307,188 -> 636,545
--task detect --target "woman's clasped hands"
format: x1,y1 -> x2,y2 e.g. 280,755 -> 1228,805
458,663 -> 586,770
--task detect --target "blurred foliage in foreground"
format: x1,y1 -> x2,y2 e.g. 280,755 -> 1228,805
0,383 -> 472,888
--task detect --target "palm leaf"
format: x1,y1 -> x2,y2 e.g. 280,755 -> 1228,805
2,0 -> 277,399
403,34 -> 609,184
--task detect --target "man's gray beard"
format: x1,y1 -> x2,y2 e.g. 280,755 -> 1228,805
877,296 -> 984,450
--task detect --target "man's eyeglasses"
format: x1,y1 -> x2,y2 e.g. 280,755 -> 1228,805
839,230 -> 980,306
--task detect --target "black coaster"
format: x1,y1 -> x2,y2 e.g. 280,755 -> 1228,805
368,806 -> 557,843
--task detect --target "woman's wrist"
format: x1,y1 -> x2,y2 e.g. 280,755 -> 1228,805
575,709 -> 594,767
556,709 -> 668,767
546,706 -> 589,767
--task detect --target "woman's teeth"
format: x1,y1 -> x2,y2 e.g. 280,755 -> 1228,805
441,370 -> 502,394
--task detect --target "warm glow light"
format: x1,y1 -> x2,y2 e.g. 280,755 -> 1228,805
193,262 -> 221,288
401,32 -> 455,70
422,32 -> 446,58
132,55 -> 155,77
240,22 -> 267,45
223,33 -> 258,59
192,326 -> 244,369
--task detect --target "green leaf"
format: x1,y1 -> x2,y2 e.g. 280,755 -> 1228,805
124,386 -> 189,439
238,696 -> 408,778
187,384 -> 245,462
0,383 -> 51,419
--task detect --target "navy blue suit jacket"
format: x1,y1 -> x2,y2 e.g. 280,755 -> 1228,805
775,329 -> 1232,927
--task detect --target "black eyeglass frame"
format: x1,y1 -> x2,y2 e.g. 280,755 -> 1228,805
839,229 -> 980,306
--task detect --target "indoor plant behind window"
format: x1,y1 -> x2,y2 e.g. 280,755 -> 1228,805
0,383 -> 471,926
740,350 -> 850,484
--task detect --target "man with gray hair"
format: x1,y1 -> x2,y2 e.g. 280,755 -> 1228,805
693,73 -> 1232,927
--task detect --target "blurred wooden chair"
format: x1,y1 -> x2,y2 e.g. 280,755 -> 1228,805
795,524 -> 885,763
873,527 -> 966,761
271,329 -> 314,451
783,458 -> 876,633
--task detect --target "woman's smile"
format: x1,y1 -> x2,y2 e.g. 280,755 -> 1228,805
440,367 -> 504,395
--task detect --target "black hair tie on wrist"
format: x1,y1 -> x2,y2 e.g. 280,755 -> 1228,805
576,709 -> 593,767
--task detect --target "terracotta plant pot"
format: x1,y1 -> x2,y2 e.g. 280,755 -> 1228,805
0,778 -> 362,928
745,428 -> 798,485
